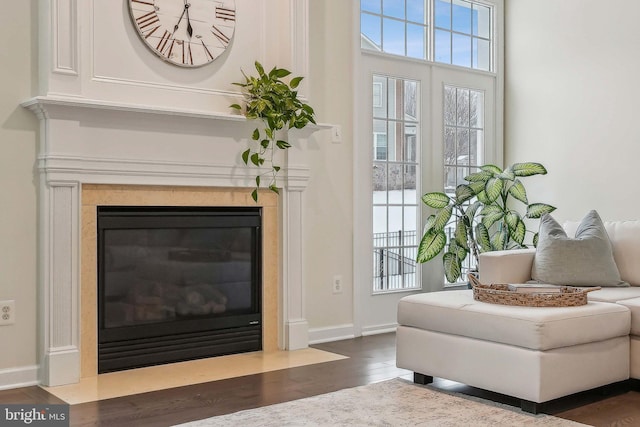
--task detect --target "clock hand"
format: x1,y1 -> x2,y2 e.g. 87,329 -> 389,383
173,7 -> 187,33
185,2 -> 193,39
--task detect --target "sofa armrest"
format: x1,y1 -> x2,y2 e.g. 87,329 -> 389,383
478,248 -> 536,284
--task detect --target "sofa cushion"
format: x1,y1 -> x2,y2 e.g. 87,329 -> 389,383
565,219 -> 640,287
616,297 -> 640,336
397,290 -> 630,351
587,287 -> 640,303
532,210 -> 627,287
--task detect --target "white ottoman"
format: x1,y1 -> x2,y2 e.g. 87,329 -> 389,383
396,290 -> 631,413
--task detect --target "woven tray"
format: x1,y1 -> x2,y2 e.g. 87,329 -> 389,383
468,274 -> 600,307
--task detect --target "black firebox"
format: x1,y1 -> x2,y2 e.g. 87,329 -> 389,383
97,206 -> 262,373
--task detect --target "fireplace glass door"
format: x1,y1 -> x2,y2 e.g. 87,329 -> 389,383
97,206 -> 262,373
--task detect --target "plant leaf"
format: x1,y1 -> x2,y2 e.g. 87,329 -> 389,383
469,181 -> 485,194
526,203 -> 557,219
230,104 -> 242,110
484,177 -> 504,203
454,184 -> 476,205
511,162 -> 547,177
274,68 -> 291,78
255,176 -> 261,187
261,139 -> 270,149
480,205 -> 504,229
443,252 -> 462,283
423,214 -> 436,232
533,232 -> 539,247
465,201 -> 482,224
250,153 -> 261,166
269,184 -> 279,194
455,219 -> 469,250
476,190 -> 490,204
251,189 -> 258,202
417,229 -> 447,263
276,140 -> 291,149
273,166 -> 281,172
480,164 -> 502,175
252,128 -> 260,140
290,76 -> 303,88
505,211 -> 520,231
475,223 -> 491,252
510,218 -> 526,245
421,192 -> 450,209
241,149 -> 250,165
465,170 -> 493,182
433,205 -> 453,230
490,226 -> 508,251
508,179 -> 528,204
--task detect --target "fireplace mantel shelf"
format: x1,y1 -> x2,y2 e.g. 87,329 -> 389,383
22,95 -> 333,134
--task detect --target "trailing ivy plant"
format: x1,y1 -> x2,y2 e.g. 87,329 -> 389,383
231,61 -> 316,202
417,162 -> 557,283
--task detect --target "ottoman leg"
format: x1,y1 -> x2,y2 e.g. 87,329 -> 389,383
520,400 -> 542,414
413,372 -> 433,385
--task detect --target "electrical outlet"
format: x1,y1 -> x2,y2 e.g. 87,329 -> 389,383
0,300 -> 15,326
332,275 -> 343,294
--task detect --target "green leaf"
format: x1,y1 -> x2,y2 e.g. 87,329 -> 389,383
273,166 -> 281,172
254,61 -> 265,76
480,205 -> 504,228
476,190 -> 490,204
269,184 -> 280,194
251,189 -> 258,202
469,181 -> 486,194
533,232 -> 539,247
484,177 -> 504,203
252,128 -> 260,140
274,68 -> 291,78
526,203 -> 557,219
230,104 -> 242,110
480,164 -> 503,175
510,218 -> 526,245
241,149 -> 250,165
454,184 -> 475,205
421,192 -> 450,209
475,223 -> 491,252
275,140 -> 291,149
423,214 -> 436,232
455,219 -> 469,250
498,169 -> 515,181
417,229 -> 447,263
255,176 -> 261,187
490,226 -> 508,251
433,205 -> 453,230
465,170 -> 493,182
250,153 -> 261,166
465,201 -> 482,224
508,179 -> 528,204
443,252 -> 462,283
505,211 -> 520,231
290,76 -> 303,89
512,162 -> 547,177
260,139 -> 270,149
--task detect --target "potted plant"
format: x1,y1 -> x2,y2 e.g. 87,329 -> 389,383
231,61 -> 316,202
417,162 -> 556,283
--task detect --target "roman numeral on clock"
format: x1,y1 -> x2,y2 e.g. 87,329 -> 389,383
136,11 -> 160,38
215,7 -> 236,21
156,30 -> 172,54
211,25 -> 230,46
202,40 -> 214,61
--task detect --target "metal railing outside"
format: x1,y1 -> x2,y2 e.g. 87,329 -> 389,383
373,230 -> 418,292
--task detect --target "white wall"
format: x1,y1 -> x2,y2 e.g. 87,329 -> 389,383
0,0 -> 39,383
306,0 -> 354,331
505,0 -> 640,223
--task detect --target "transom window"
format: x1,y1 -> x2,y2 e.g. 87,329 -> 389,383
361,0 -> 493,71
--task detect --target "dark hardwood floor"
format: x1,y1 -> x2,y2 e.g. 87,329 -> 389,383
1,333 -> 638,426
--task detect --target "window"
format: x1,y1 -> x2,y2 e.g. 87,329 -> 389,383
435,0 -> 491,70
361,0 -> 428,59
372,75 -> 420,292
361,0 -> 492,71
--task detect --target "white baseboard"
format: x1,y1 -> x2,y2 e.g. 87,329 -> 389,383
308,324 -> 356,344
361,323 -> 397,336
0,365 -> 39,391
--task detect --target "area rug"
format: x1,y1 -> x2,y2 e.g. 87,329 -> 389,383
175,378 -> 590,426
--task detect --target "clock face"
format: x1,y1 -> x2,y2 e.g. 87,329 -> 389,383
128,0 -> 236,68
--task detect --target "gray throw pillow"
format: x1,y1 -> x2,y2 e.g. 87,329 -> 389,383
531,210 -> 628,287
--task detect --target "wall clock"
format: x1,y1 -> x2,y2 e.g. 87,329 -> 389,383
128,0 -> 236,68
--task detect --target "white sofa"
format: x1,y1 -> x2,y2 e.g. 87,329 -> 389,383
396,220 -> 640,413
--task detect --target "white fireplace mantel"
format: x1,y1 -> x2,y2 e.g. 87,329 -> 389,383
23,95 -> 328,386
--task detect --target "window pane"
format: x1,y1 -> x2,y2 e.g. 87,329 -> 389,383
373,162 -> 387,193
457,128 -> 470,164
470,130 -> 483,165
435,0 -> 451,30
404,80 -> 419,119
373,205 -> 387,233
383,18 -> 405,55
473,38 -> 490,71
444,87 -> 456,125
404,164 -> 417,191
470,90 -> 484,128
435,29 -> 451,64
387,121 -> 397,161
388,78 -> 402,120
373,76 -> 387,117
452,0 -> 472,34
407,24 -> 426,60
456,88 -> 470,126
361,13 -> 382,51
452,33 -> 471,67
362,0 -> 381,14
388,164 -> 402,193
407,0 -> 426,24
383,0 -> 405,19
473,4 -> 491,38
444,126 -> 455,165
404,129 -> 417,162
